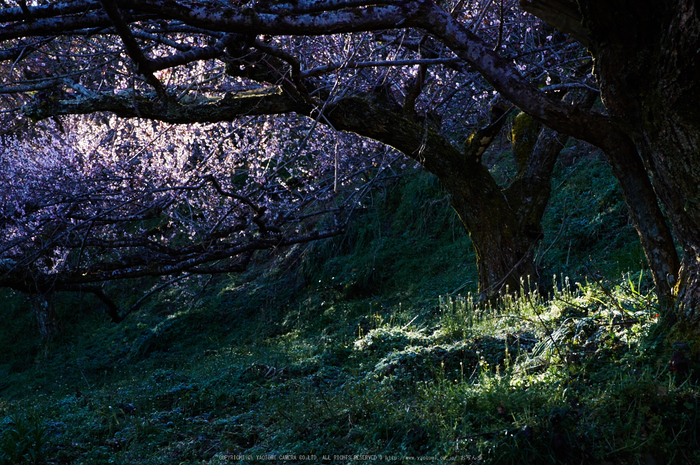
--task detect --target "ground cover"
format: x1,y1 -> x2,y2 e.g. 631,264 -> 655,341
1,151 -> 696,464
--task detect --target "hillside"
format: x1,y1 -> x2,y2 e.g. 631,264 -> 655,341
0,146 -> 697,465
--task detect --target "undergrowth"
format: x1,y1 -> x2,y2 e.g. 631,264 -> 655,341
1,158 -> 697,464
1,274 -> 695,465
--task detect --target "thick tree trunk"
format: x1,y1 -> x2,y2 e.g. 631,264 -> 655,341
600,132 -> 681,309
326,92 -> 582,297
325,95 -> 543,296
449,112 -> 582,296
574,0 -> 700,320
425,1 -> 680,307
442,162 -> 538,296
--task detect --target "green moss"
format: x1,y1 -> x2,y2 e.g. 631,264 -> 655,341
510,112 -> 540,172
664,321 -> 699,359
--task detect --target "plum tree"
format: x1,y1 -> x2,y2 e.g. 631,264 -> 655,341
0,0 -> 689,325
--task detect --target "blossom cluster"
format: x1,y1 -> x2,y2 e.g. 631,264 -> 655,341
0,113 -> 401,292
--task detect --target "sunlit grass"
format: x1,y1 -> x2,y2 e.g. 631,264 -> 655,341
1,165 -> 697,464
1,271 -> 696,464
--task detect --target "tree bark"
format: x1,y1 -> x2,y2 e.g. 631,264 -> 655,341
324,91 -> 582,297
422,1 -> 680,306
573,0 -> 700,321
323,94 -> 537,296
599,131 -> 680,309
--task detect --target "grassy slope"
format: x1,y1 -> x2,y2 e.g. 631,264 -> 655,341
0,150 -> 697,465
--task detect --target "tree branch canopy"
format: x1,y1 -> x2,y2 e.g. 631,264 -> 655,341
3,0 -> 615,149
0,0 -> 681,313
